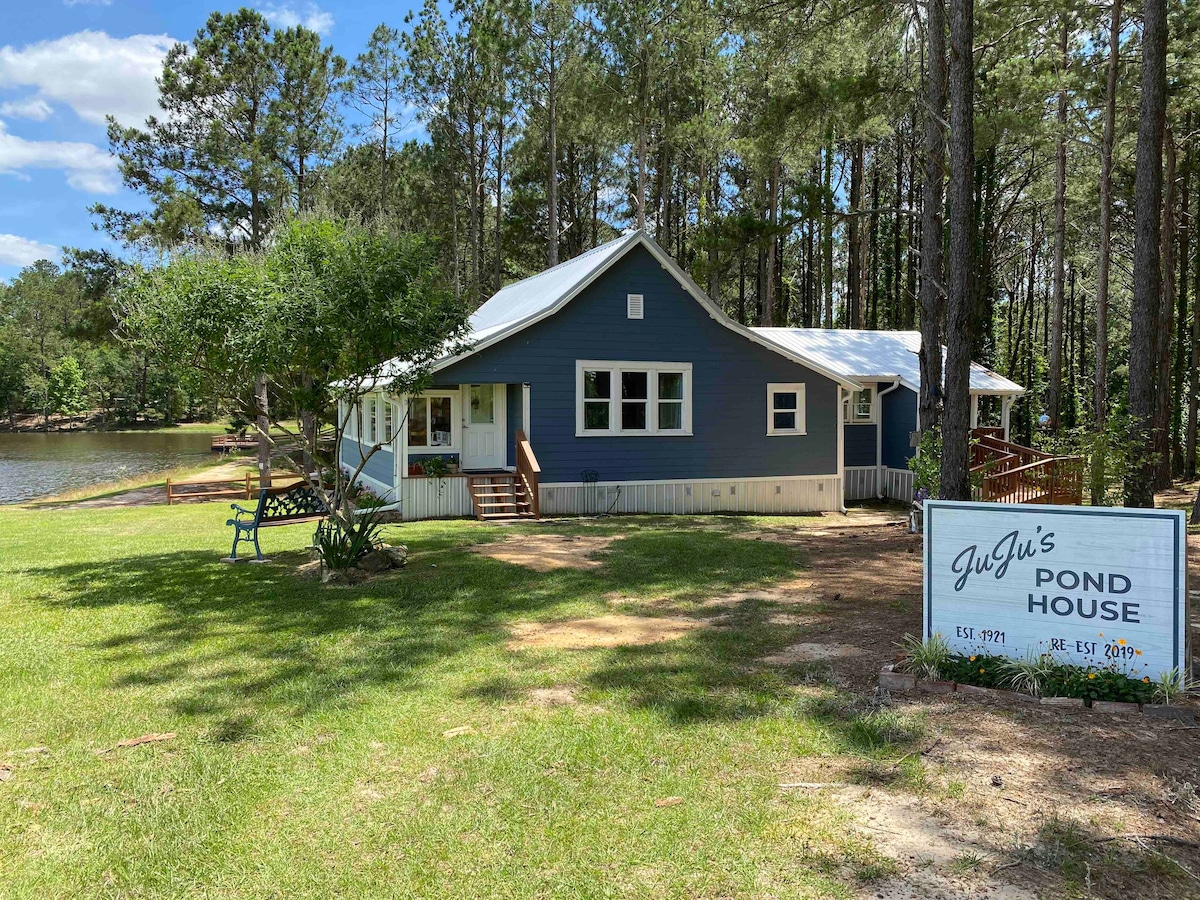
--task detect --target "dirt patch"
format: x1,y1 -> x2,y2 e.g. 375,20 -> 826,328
508,614 -> 706,650
527,686 -> 578,706
473,533 -> 619,571
59,485 -> 169,509
839,788 -> 1038,899
760,642 -> 865,665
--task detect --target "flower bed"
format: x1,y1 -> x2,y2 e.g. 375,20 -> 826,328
895,634 -> 1189,707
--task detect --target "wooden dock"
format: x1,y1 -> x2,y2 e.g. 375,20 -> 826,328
211,434 -> 260,452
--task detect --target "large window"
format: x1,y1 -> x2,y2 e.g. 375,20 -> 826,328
766,383 -> 807,435
844,387 -> 875,424
408,393 -> 456,449
576,361 -> 692,436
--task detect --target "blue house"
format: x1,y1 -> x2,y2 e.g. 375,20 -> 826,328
339,231 -> 1023,520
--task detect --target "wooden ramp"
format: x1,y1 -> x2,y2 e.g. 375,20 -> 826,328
969,429 -> 1083,505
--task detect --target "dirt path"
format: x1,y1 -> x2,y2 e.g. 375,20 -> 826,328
49,460 -> 258,510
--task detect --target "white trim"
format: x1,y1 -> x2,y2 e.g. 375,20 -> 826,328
576,360 -> 693,437
413,232 -> 862,391
406,389 -> 461,453
766,383 -> 807,436
627,293 -> 644,319
844,384 -> 878,425
837,386 -> 847,513
522,383 -> 531,441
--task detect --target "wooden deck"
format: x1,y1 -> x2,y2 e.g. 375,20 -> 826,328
969,429 -> 1083,505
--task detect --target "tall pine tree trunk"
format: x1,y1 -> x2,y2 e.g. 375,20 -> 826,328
547,39 -> 559,267
1155,127 -> 1176,490
823,133 -> 835,327
919,0 -> 947,433
1095,0 -> 1122,425
1047,20 -> 1069,431
941,0 -> 975,501
847,140 -> 865,328
1128,0 -> 1168,508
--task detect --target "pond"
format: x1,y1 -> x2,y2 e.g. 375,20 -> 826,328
0,431 -> 219,504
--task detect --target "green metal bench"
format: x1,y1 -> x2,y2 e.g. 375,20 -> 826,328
225,482 -> 328,562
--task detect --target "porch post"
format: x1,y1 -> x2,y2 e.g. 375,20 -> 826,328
522,383 -> 531,440
970,395 -> 979,429
1001,395 -> 1014,442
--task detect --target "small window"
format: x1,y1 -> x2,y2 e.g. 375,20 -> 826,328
627,293 -> 644,319
583,370 -> 611,431
621,371 -> 648,430
767,383 -> 807,435
383,401 -> 394,442
368,396 -> 378,443
845,387 -> 875,424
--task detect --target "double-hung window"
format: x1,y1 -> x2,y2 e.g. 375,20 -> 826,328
844,387 -> 875,424
577,361 -> 692,436
383,400 -> 394,442
766,383 -> 807,435
367,396 -> 378,444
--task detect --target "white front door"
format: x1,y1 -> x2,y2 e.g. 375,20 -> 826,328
461,383 -> 506,470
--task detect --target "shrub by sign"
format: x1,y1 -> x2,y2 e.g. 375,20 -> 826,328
923,501 -> 1188,680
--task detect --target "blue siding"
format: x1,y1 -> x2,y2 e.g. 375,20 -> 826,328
436,245 -> 840,484
844,424 -> 877,467
340,436 -> 394,486
882,386 -> 918,469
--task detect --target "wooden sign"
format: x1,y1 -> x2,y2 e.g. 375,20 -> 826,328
923,501 -> 1188,680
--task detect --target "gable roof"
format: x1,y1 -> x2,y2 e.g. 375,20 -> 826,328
752,328 -> 1025,395
384,231 -> 862,389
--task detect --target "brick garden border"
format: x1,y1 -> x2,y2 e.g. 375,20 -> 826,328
879,664 -> 1196,723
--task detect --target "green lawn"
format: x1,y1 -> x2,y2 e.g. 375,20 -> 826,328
0,506 -> 919,899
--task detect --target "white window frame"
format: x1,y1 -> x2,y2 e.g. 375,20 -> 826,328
367,394 -> 378,444
405,390 -> 461,452
844,386 -> 876,425
575,360 -> 693,437
766,383 -> 807,436
383,398 -> 394,442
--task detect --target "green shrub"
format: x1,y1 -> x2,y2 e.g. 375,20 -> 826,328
315,504 -> 388,570
898,633 -> 951,681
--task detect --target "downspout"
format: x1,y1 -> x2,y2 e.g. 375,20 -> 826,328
876,378 -> 902,499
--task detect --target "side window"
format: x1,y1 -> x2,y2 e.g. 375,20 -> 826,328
767,383 -> 807,435
844,387 -> 875,424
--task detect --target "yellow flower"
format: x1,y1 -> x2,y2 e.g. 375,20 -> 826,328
1135,649 -> 1142,656
969,656 -> 976,662
1098,632 -> 1103,637
1118,639 -> 1126,646
979,667 -> 985,674
1143,676 -> 1151,683
1088,673 -> 1096,680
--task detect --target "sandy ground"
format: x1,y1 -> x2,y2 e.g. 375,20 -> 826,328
473,533 -> 620,571
54,461 -> 265,510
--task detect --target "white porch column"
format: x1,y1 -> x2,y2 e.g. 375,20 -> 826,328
969,395 -> 979,429
522,383 -> 532,439
1001,395 -> 1014,441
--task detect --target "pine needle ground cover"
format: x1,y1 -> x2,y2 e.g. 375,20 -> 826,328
0,507 -> 906,899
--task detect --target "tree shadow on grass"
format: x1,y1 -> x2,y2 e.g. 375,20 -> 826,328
26,528 -> 804,736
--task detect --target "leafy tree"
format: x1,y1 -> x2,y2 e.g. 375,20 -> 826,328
48,356 -> 88,428
121,219 -> 468,550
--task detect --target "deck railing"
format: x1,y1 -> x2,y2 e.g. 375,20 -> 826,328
167,472 -> 304,505
968,429 -> 1083,505
514,429 -> 541,519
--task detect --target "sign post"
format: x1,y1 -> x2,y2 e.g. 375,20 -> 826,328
923,501 -> 1189,679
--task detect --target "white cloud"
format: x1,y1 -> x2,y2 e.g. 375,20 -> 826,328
260,3 -> 334,36
0,234 -> 58,267
63,0 -> 113,6
0,31 -> 174,128
0,97 -> 53,121
0,120 -> 119,193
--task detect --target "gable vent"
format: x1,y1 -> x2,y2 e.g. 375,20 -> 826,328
627,293 -> 644,319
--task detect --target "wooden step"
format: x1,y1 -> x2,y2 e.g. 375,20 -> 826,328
479,511 -> 537,520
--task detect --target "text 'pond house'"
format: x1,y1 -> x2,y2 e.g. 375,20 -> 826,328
339,231 -> 1024,521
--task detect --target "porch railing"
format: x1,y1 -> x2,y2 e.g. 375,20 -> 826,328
969,428 -> 1083,505
514,429 -> 541,519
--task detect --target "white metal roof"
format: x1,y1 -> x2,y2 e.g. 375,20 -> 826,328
369,231 -> 862,389
752,328 -> 1025,395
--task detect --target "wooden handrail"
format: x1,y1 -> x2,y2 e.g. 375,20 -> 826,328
514,429 -> 541,519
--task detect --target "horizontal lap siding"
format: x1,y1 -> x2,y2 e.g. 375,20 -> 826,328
844,424 -> 877,467
438,245 -> 840,484
883,387 -> 918,469
340,437 -> 393,487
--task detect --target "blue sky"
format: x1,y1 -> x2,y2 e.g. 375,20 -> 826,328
0,0 -> 423,281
